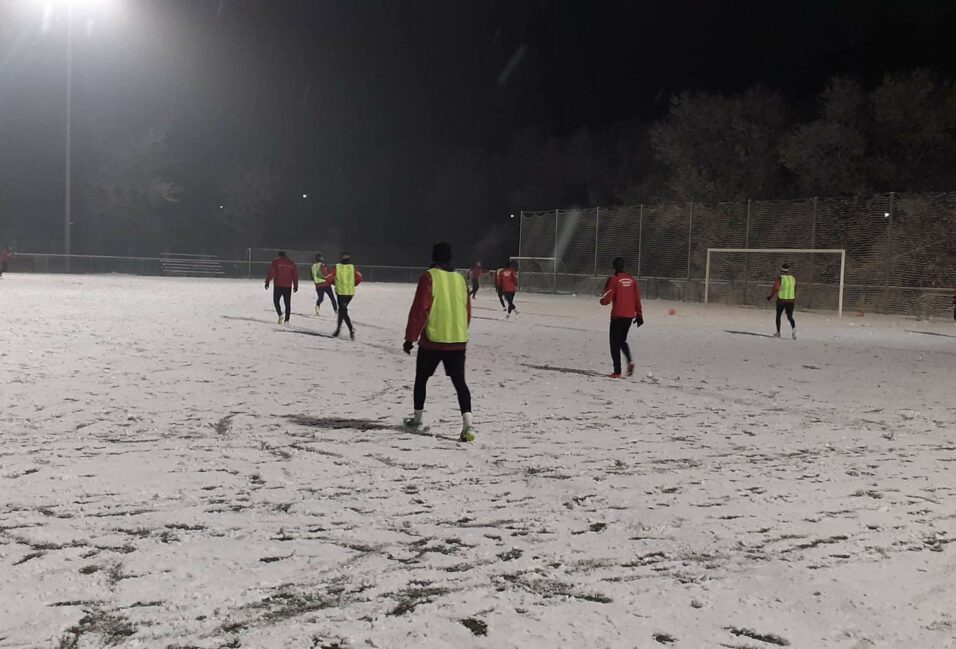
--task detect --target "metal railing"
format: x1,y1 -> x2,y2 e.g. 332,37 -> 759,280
4,253 -> 430,284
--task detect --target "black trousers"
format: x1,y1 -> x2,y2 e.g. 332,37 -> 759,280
775,301 -> 796,332
504,292 -> 517,314
609,317 -> 633,374
414,348 -> 471,413
0,261 -> 7,276
315,285 -> 337,311
497,288 -> 505,309
470,279 -> 479,298
336,294 -> 354,333
273,286 -> 292,320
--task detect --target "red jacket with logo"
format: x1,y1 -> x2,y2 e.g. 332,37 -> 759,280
499,268 -> 519,293
266,256 -> 299,289
405,267 -> 471,351
600,272 -> 642,319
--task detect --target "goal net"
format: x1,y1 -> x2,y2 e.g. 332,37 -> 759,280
705,248 -> 846,317
509,256 -> 574,294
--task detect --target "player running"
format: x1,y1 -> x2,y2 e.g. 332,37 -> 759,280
767,263 -> 797,339
403,242 -> 476,443
499,261 -> 519,318
494,265 -> 506,310
326,251 -> 362,340
600,257 -> 643,378
311,252 -> 337,316
469,261 -> 483,299
264,251 -> 299,324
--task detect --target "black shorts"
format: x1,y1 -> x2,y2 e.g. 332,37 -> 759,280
416,347 -> 466,379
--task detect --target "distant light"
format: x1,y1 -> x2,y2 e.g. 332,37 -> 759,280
510,213 -> 515,219
884,212 -> 890,218
302,193 -> 308,199
219,205 -> 223,209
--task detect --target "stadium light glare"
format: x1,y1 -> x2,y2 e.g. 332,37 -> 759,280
884,212 -> 890,218
302,193 -> 308,199
510,213 -> 515,219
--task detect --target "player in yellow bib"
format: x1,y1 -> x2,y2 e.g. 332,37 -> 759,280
402,242 -> 476,442
767,263 -> 797,339
326,252 -> 363,340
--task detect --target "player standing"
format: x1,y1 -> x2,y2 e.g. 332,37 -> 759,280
311,252 -> 337,316
326,252 -> 362,340
0,247 -> 12,277
403,242 -> 476,442
600,257 -> 643,378
469,261 -> 483,299
767,263 -> 797,339
499,261 -> 519,318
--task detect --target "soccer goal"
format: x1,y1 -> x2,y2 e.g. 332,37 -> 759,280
509,256 -> 565,293
704,248 -> 846,317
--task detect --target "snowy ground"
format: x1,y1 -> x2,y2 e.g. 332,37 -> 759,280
1,273 -> 955,649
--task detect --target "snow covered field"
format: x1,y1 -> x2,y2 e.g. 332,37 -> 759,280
1,273 -> 954,649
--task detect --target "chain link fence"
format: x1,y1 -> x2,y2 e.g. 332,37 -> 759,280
518,191 -> 956,318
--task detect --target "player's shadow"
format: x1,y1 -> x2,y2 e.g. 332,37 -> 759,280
905,330 -> 956,339
521,363 -> 605,378
724,330 -> 777,339
276,328 -> 337,339
284,415 -> 460,442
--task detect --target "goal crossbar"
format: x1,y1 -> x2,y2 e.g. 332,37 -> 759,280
704,248 -> 846,317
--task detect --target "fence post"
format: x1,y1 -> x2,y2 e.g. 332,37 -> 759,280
884,192 -> 895,309
246,247 -> 252,278
685,202 -> 694,295
809,197 -> 817,309
594,207 -> 600,277
637,204 -> 644,278
518,211 -> 524,260
553,208 -> 559,293
743,199 -> 751,305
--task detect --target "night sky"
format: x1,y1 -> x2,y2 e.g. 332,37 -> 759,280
2,0 -> 955,259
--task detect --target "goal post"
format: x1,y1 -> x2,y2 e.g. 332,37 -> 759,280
705,248 -> 846,317
509,256 -> 559,293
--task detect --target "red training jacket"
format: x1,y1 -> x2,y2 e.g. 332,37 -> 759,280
405,267 -> 471,351
469,266 -> 483,280
266,256 -> 299,289
325,265 -> 363,288
499,268 -> 519,293
600,272 -> 642,319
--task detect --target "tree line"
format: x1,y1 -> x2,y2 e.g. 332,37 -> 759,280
51,68 -> 956,263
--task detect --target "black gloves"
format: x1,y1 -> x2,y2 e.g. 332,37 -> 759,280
403,341 -> 414,354
634,315 -> 644,327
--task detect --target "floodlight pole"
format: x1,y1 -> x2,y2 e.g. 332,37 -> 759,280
64,2 -> 73,271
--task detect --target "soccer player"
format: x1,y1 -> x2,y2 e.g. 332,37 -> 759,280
326,251 -> 362,340
0,247 -> 12,277
499,261 -> 519,318
403,242 -> 476,442
600,257 -> 643,378
767,263 -> 797,339
469,261 -> 483,299
311,252 -> 337,316
494,265 -> 506,310
264,251 -> 298,324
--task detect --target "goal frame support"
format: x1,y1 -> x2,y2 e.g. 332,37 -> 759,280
704,248 -> 846,318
